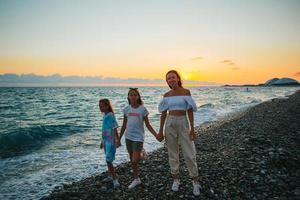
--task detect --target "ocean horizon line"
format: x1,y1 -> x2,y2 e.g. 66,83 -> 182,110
0,73 -> 221,87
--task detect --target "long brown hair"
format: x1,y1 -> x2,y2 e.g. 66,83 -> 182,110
99,98 -> 114,113
166,70 -> 183,89
127,88 -> 143,105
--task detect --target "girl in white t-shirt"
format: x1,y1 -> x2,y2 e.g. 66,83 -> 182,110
119,88 -> 159,189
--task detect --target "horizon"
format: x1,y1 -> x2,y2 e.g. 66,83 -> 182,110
1,0 -> 300,85
1,72 -> 299,87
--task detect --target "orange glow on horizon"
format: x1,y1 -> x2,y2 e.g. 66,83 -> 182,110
0,55 -> 299,85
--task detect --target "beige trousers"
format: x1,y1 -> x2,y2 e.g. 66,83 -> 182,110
165,115 -> 198,177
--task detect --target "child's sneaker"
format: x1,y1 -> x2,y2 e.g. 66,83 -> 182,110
113,179 -> 120,188
128,178 -> 142,189
192,182 -> 201,196
171,179 -> 180,192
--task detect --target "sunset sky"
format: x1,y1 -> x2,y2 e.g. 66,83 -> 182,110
0,0 -> 299,85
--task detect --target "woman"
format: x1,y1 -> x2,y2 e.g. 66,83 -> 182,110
157,70 -> 201,196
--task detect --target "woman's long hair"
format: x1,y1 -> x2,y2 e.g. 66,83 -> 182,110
166,70 -> 183,89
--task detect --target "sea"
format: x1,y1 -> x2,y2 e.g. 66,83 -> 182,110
0,86 -> 299,200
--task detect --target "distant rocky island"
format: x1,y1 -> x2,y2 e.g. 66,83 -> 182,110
224,77 -> 300,87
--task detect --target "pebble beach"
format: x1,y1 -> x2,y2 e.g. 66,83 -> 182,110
43,90 -> 300,200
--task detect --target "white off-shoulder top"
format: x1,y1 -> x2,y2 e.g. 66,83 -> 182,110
158,95 -> 197,113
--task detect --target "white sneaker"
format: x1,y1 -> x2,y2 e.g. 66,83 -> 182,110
171,180 -> 180,192
193,182 -> 201,196
128,178 -> 141,189
113,179 -> 120,188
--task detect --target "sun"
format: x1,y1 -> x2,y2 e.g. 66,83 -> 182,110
178,69 -> 202,81
181,72 -> 191,81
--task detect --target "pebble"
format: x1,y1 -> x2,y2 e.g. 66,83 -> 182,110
42,90 -> 300,200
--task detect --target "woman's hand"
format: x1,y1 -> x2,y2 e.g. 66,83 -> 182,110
155,134 -> 162,142
189,129 -> 197,141
157,130 -> 164,142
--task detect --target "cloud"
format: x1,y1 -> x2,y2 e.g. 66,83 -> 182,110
221,59 -> 236,66
293,72 -> 300,77
232,67 -> 240,70
191,56 -> 203,61
221,60 -> 232,63
0,73 -> 218,86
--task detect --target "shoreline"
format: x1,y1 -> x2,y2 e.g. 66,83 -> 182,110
43,90 -> 300,199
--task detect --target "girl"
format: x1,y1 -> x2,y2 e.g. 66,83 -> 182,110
119,88 -> 159,189
99,98 -> 121,188
157,70 -> 201,196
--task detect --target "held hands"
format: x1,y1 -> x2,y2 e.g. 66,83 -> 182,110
156,130 -> 164,142
116,138 -> 121,148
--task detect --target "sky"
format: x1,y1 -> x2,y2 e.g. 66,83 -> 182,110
0,0 -> 300,85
